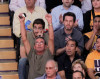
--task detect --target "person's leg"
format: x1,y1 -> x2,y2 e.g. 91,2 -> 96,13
18,58 -> 28,79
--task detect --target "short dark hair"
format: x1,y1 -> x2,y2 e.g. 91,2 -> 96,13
63,12 -> 76,22
66,39 -> 78,47
93,15 -> 100,20
33,19 -> 45,29
73,70 -> 85,78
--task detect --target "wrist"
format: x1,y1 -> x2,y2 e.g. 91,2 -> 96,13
48,23 -> 52,26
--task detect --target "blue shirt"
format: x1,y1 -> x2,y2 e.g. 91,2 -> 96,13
51,5 -> 84,31
35,73 -> 61,79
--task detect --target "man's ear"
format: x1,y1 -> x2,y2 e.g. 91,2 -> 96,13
34,45 -> 36,49
45,45 -> 48,49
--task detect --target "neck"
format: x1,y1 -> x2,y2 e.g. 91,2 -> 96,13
27,6 -> 34,13
64,28 -> 73,34
63,5 -> 70,10
69,54 -> 75,62
46,76 -> 56,79
94,8 -> 100,12
36,51 -> 44,55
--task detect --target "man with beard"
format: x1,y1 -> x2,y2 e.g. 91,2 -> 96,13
85,37 -> 100,79
83,15 -> 100,59
54,12 -> 84,56
51,0 -> 83,31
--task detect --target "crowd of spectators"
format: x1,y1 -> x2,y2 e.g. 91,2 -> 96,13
7,0 -> 100,79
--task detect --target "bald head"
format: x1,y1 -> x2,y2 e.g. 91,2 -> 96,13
45,60 -> 58,78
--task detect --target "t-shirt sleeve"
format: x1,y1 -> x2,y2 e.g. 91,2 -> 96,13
85,53 -> 94,69
27,48 -> 34,60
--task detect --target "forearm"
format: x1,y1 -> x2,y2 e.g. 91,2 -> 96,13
56,47 -> 66,55
58,71 -> 66,79
88,72 -> 96,79
48,23 -> 54,55
20,22 -> 27,41
85,33 -> 95,50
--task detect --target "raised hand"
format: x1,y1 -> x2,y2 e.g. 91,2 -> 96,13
74,20 -> 78,27
59,14 -> 63,24
45,14 -> 52,24
19,13 -> 25,23
93,25 -> 97,35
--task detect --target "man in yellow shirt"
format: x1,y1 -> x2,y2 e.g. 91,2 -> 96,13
85,37 -> 100,79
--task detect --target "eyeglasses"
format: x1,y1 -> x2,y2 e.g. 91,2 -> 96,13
35,42 -> 44,45
45,67 -> 56,70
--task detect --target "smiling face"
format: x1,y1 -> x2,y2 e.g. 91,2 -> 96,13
96,38 -> 100,52
66,40 -> 76,56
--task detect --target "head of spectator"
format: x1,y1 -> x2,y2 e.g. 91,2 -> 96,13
72,70 -> 85,79
96,36 -> 100,52
25,0 -> 36,9
34,37 -> 46,55
72,59 -> 87,77
65,39 -> 77,57
91,0 -> 100,10
63,12 -> 76,34
45,60 -> 58,78
32,19 -> 45,37
62,0 -> 74,9
93,15 -> 100,32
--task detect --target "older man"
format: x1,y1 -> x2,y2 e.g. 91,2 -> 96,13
35,60 -> 61,79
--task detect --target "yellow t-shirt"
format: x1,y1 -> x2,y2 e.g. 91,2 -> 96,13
85,50 -> 100,69
90,11 -> 100,29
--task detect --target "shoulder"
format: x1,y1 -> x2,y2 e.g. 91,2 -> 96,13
84,31 -> 93,38
73,28 -> 82,36
87,50 -> 97,58
15,6 -> 26,14
52,5 -> 62,12
35,6 -> 47,12
35,75 -> 44,79
71,5 -> 82,11
54,28 -> 63,35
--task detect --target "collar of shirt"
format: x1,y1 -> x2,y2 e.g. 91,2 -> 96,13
25,6 -> 39,14
64,52 -> 81,63
43,73 -> 61,79
60,28 -> 74,36
60,5 -> 73,10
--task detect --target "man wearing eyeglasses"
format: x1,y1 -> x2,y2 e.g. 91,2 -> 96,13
19,14 -> 54,79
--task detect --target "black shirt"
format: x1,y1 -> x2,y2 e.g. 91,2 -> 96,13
57,52 -> 82,79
